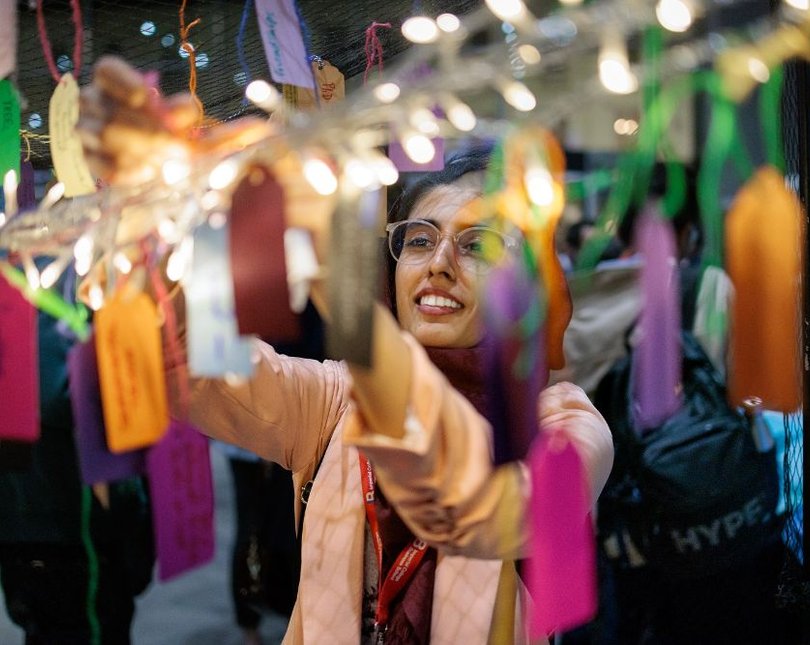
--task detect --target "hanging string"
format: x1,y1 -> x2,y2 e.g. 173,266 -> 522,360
235,0 -> 254,99
20,132 -> 31,163
36,0 -> 84,84
363,22 -> 392,84
179,0 -> 204,126
80,486 -> 101,645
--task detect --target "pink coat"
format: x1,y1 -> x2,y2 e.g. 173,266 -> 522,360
185,333 -> 613,644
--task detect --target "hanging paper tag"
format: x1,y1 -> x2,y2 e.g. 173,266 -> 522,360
255,0 -> 314,89
482,258 -> 545,464
0,0 -> 16,79
291,59 -> 345,110
146,419 -> 215,581
49,73 -> 96,198
95,291 -> 169,453
230,165 -> 300,341
632,207 -> 682,431
187,221 -> 254,377
326,187 -> 381,366
17,158 -> 36,212
0,274 -> 39,441
726,167 -> 802,411
0,79 -> 20,189
67,335 -> 146,485
527,432 -> 596,638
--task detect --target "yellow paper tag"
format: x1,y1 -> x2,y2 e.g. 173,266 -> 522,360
49,73 -> 96,197
95,291 -> 169,453
290,60 -> 345,111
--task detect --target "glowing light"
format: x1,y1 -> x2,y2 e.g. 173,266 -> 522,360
245,80 -> 281,110
748,57 -> 770,83
179,44 -> 193,58
501,80 -> 537,111
599,37 -> 639,95
0,212 -> 5,227
613,118 -> 639,135
41,182 -> 65,210
40,258 -> 66,289
373,82 -> 401,103
785,0 -> 809,9
517,44 -> 541,65
436,13 -> 461,32
74,234 -> 94,277
161,34 -> 176,47
446,100 -> 477,132
113,252 -> 133,275
371,156 -> 399,186
485,0 -> 526,21
656,0 -> 693,33
28,113 -> 43,129
3,170 -> 18,217
162,159 -> 191,185
23,260 -> 40,290
166,241 -> 192,283
209,159 -> 239,190
195,52 -> 210,68
140,21 -> 156,37
402,132 -> 436,164
410,108 -> 441,135
88,284 -> 104,311
525,166 -> 554,207
303,158 -> 338,196
201,190 -> 221,211
345,159 -> 377,190
401,16 -> 439,44
208,212 -> 227,229
158,219 -> 178,242
233,71 -> 248,87
558,0 -> 584,4
56,54 -> 73,73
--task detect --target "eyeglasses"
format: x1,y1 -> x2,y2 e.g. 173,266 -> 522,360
385,219 -> 519,274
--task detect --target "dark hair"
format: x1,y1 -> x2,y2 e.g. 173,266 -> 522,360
383,143 -> 495,317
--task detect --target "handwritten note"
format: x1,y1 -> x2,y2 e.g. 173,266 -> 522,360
187,222 -> 254,377
0,79 -> 20,190
147,419 -> 215,581
255,0 -> 314,88
95,291 -> 169,453
67,335 -> 146,485
0,0 -> 17,80
0,274 -> 39,442
49,73 -> 96,197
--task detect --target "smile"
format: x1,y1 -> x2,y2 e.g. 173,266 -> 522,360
418,294 -> 462,309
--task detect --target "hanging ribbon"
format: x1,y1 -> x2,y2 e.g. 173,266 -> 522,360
179,0 -> 204,125
363,22 -> 392,84
236,0 -> 255,93
36,0 -> 83,83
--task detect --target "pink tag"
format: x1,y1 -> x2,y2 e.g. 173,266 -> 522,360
254,0 -> 314,88
146,419 -> 215,581
0,275 -> 39,442
388,137 -> 445,172
527,432 -> 596,638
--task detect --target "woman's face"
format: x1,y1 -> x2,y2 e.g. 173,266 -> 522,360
395,184 -> 485,348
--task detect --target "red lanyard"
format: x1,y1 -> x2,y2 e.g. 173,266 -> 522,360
359,453 -> 428,628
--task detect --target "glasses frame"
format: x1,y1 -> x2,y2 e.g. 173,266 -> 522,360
385,218 -> 520,273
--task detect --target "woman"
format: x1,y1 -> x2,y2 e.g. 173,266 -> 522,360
78,57 -> 613,645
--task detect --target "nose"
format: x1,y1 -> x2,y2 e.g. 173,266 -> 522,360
427,235 -> 458,279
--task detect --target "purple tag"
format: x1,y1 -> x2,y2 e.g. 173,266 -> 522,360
255,0 -> 314,88
388,138 -> 445,172
482,260 -> 545,464
633,208 -> 682,431
67,335 -> 146,485
527,432 -> 597,637
0,275 -> 39,442
17,158 -> 36,212
146,419 -> 215,581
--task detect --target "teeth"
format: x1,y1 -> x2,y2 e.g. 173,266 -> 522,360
420,294 -> 461,309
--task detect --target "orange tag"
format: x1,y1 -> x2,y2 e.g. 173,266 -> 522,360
95,291 -> 169,452
49,73 -> 96,197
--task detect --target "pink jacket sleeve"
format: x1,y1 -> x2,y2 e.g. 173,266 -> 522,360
343,333 -> 614,560
181,338 -> 349,473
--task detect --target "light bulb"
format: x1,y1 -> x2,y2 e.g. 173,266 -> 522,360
3,170 -> 17,217
446,100 -> 477,132
747,57 -> 770,83
502,80 -> 537,111
0,212 -> 5,227
345,159 -> 377,190
88,284 -> 104,311
162,158 -> 191,185
656,0 -> 693,33
786,0 -> 810,9
485,0 -> 526,21
402,132 -> 436,164
40,258 -> 64,289
246,80 -> 281,110
525,166 -> 554,207
113,252 -> 133,275
74,234 -> 94,277
374,82 -> 401,103
436,13 -> 460,32
599,37 -> 639,95
371,156 -> 399,186
410,108 -> 440,135
166,245 -> 189,283
517,44 -> 541,65
208,212 -> 227,229
303,158 -> 338,196
402,16 -> 439,44
209,159 -> 239,190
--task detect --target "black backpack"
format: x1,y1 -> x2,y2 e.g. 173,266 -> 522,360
593,331 -> 782,579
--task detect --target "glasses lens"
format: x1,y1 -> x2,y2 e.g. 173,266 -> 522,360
390,221 -> 439,263
456,227 -> 507,269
